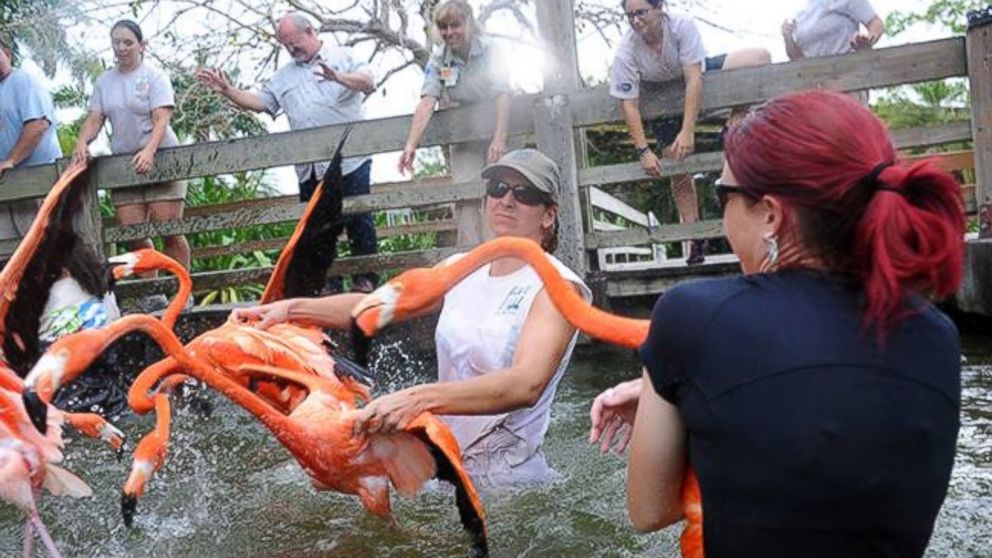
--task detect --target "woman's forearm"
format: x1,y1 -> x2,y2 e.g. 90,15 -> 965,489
76,112 -> 105,147
143,107 -> 173,153
680,72 -> 703,134
286,293 -> 366,330
404,96 -> 438,150
620,99 -> 650,149
492,93 -> 510,140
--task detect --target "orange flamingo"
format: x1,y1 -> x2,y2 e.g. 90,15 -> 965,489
25,314 -> 488,555
349,236 -> 703,558
109,249 -> 193,328
0,161 -> 125,453
1,386 -> 92,558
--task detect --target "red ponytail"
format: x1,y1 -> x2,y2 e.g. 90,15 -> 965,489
724,90 -> 965,335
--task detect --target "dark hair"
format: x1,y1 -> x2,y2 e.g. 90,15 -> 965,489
621,0 -> 665,9
66,243 -> 112,297
111,20 -> 144,42
724,90 -> 966,334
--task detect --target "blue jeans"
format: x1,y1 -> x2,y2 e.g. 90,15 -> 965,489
299,160 -> 378,291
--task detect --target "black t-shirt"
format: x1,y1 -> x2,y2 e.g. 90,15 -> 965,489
639,270 -> 960,558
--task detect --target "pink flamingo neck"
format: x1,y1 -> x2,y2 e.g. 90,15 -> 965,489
439,237 -> 649,348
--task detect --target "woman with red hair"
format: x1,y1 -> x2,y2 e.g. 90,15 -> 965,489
590,90 -> 964,556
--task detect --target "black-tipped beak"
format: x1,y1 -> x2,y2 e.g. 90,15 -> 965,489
22,390 -> 48,434
121,492 -> 137,527
350,318 -> 371,368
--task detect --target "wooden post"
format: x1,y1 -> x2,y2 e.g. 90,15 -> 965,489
967,7 -> 992,238
76,163 -> 105,260
534,0 -> 588,276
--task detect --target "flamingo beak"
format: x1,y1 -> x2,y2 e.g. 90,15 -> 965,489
121,491 -> 137,527
350,318 -> 371,367
22,390 -> 48,434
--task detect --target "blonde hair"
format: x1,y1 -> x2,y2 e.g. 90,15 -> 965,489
432,0 -> 482,40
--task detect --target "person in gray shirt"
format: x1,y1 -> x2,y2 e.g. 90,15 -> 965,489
72,20 -> 190,279
0,35 -> 63,241
782,0 -> 884,61
197,12 -> 379,293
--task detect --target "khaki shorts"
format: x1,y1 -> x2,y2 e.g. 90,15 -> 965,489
111,180 -> 188,207
0,199 -> 40,241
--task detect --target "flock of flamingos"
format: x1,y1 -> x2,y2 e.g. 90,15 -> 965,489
0,132 -> 702,558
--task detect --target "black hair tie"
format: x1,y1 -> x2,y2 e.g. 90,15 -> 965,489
863,160 -> 903,194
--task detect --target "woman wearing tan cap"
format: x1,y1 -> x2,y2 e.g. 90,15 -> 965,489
233,148 -> 590,487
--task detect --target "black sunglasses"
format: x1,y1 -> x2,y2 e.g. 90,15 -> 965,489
714,179 -> 758,212
486,180 -> 551,206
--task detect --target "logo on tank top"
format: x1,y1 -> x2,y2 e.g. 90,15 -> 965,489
496,286 -> 530,315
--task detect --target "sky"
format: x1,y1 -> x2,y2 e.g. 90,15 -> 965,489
20,0 -> 956,192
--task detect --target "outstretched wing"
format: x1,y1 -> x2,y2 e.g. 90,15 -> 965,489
261,127 -> 353,302
405,414 -> 488,557
0,163 -> 90,376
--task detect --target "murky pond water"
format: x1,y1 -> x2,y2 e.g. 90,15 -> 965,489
2,335 -> 990,557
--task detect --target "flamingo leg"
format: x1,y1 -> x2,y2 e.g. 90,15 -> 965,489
23,520 -> 31,558
29,514 -> 62,558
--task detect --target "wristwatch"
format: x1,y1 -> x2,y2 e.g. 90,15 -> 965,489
636,145 -> 652,157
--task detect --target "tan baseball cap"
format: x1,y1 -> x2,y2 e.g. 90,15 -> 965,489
481,148 -> 561,203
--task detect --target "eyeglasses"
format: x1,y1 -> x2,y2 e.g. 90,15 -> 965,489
486,180 -> 551,206
437,20 -> 464,32
714,179 -> 758,212
626,8 -> 652,22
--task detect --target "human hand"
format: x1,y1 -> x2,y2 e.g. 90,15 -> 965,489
131,148 -> 155,175
0,159 -> 13,176
639,149 -> 663,177
781,19 -> 796,38
666,129 -> 695,161
352,389 -> 425,436
398,147 -> 416,175
71,142 -> 90,166
487,135 -> 507,163
588,378 -> 642,454
195,68 -> 231,96
228,299 -> 294,329
314,60 -> 339,83
850,32 -> 875,51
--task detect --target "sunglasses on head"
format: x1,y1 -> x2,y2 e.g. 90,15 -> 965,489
714,179 -> 759,212
486,180 -> 551,206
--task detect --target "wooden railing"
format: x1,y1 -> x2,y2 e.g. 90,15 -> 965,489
0,2 -> 987,300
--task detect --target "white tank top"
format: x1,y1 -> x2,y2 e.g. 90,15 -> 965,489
434,252 -> 591,486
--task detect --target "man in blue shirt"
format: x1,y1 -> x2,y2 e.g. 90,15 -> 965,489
0,38 -> 63,239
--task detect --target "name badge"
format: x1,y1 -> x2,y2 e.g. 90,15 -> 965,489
440,65 -> 460,87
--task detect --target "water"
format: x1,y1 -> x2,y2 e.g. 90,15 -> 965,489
2,341 -> 990,557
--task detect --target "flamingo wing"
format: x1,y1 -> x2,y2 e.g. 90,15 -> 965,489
0,163 -> 93,377
404,413 -> 488,557
262,127 -> 352,302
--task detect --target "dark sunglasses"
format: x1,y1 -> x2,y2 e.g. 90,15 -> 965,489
626,8 -> 652,22
714,179 -> 758,212
486,180 -> 551,206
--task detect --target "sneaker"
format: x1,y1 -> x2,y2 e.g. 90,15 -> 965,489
686,239 -> 707,266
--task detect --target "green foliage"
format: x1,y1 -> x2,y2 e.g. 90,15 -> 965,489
0,0 -> 76,77
886,0 -> 986,36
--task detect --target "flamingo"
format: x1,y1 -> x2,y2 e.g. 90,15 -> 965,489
1,386 -> 92,558
25,314 -> 488,556
0,161 -> 125,451
349,235 -> 703,558
23,130 -> 490,554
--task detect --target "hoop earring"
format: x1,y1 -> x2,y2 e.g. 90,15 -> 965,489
762,232 -> 779,271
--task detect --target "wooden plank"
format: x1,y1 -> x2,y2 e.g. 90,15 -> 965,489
570,37 -> 967,130
606,261 -> 741,298
0,39 -> 966,201
105,182 -> 482,242
579,122 -> 973,189
189,218 -> 457,260
968,12 -> 992,237
588,187 -> 651,227
113,246 -> 463,298
585,220 -> 724,250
